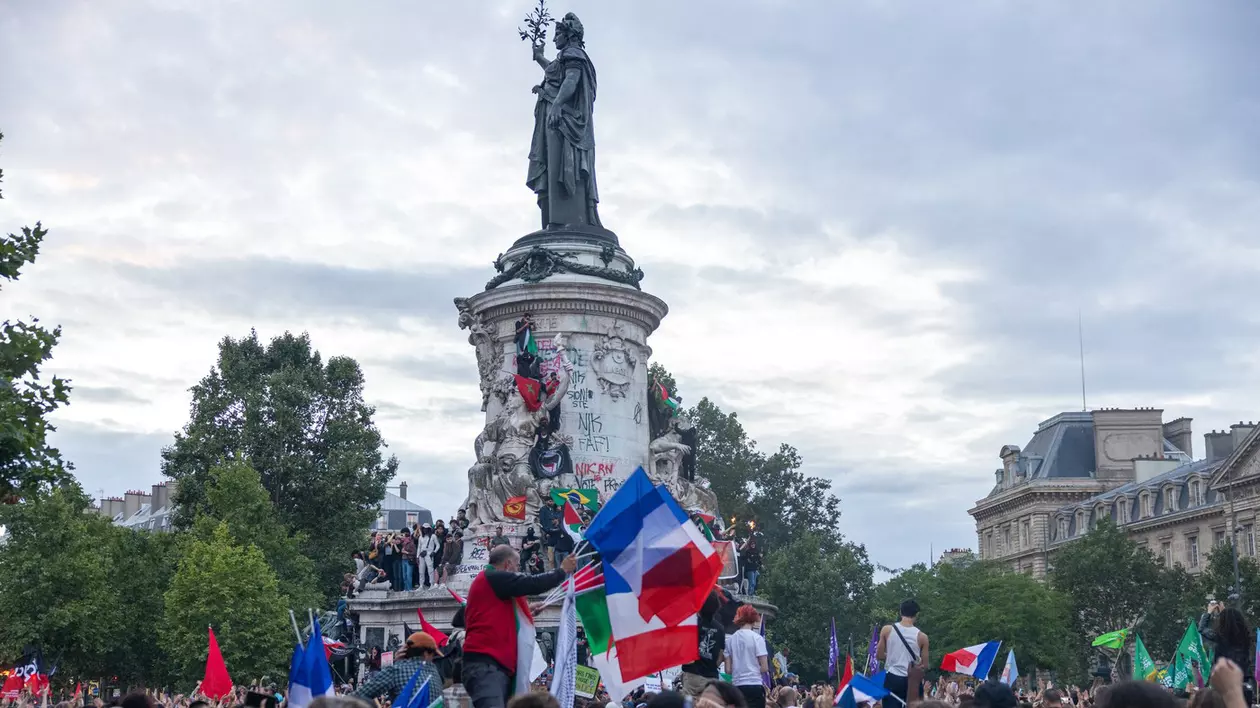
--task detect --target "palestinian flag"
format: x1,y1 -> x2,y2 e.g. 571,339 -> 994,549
562,500 -> 584,542
511,597 -> 536,696
690,510 -> 717,541
654,381 -> 681,411
514,375 -> 543,412
573,565 -> 643,701
551,488 -> 600,512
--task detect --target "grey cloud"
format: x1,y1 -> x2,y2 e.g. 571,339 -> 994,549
111,257 -> 483,328
50,421 -> 170,496
71,385 -> 150,405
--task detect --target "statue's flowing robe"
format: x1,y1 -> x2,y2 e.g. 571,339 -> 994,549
527,45 -> 601,228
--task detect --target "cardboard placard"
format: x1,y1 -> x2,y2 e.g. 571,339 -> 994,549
575,666 -> 601,698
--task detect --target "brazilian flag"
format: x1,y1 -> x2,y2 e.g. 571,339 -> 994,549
550,487 -> 600,512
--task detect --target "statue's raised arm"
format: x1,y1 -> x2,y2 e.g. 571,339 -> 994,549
525,11 -> 603,232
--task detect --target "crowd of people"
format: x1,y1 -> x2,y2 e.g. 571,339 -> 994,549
345,512 -> 473,596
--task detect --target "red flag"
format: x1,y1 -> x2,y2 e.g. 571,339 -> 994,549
201,627 -> 233,700
446,586 -> 466,606
839,655 -> 854,691
416,608 -> 450,647
513,375 -> 543,412
503,496 -> 527,520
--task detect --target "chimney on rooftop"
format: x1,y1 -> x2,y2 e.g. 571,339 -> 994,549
151,482 -> 168,511
1231,422 -> 1256,453
399,481 -> 408,500
1206,430 -> 1235,463
1163,418 -> 1193,458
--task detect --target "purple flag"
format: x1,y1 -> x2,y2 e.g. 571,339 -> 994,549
865,624 -> 880,675
828,618 -> 840,679
760,616 -> 773,688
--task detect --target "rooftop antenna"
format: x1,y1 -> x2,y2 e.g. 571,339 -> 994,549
1079,310 -> 1088,412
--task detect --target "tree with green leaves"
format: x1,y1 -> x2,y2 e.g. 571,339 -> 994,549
0,132 -> 72,502
161,523 -> 292,688
872,560 -> 1075,680
760,531 -> 875,682
0,485 -> 177,684
163,330 -> 398,596
1198,542 -> 1260,630
192,458 -> 322,613
1050,520 -> 1199,676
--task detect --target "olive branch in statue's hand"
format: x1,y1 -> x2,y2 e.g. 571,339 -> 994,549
518,0 -> 552,47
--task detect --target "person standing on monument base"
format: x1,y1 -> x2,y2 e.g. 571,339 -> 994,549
463,544 -> 576,708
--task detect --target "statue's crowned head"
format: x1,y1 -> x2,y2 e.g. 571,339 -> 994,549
554,12 -> 585,48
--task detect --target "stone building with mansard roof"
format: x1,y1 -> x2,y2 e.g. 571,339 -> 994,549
969,408 -> 1260,579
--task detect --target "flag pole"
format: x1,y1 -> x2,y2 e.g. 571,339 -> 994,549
290,610 -> 305,648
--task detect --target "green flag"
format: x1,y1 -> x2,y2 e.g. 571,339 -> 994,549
1092,629 -> 1129,649
1134,635 -> 1157,681
1173,622 -> 1210,688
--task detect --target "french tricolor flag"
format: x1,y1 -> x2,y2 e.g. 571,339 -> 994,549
941,641 -> 1002,679
583,467 -> 724,681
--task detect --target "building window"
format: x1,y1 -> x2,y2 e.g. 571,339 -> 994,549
1002,526 -> 1011,553
1140,492 -> 1153,518
985,532 -> 993,558
1216,530 -> 1227,547
1161,541 -> 1172,567
406,512 -> 419,526
1189,480 -> 1202,507
1164,487 -> 1178,513
1057,516 -> 1068,541
1021,519 -> 1031,549
1242,525 -> 1257,557
1096,505 -> 1109,525
1076,510 -> 1087,535
375,514 -> 389,530
1188,536 -> 1200,568
1118,498 -> 1130,524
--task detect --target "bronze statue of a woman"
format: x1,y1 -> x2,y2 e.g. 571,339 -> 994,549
526,13 -> 602,231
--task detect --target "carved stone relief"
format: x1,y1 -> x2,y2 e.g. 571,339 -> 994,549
591,322 -> 638,399
455,297 -> 506,412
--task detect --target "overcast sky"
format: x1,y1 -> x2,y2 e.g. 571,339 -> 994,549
4,0 -> 1259,571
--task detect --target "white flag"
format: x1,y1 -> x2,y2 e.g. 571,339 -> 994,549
549,576 -> 578,708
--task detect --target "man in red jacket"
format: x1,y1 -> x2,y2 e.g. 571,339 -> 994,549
462,544 -> 576,708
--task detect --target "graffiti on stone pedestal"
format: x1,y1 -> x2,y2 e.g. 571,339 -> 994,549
577,412 -> 609,453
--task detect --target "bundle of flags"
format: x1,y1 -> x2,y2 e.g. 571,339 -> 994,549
288,620 -> 335,708
941,641 -> 1002,679
576,467 -> 723,701
1,649 -> 49,698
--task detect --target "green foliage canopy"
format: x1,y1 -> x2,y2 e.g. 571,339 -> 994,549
163,330 -> 398,596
